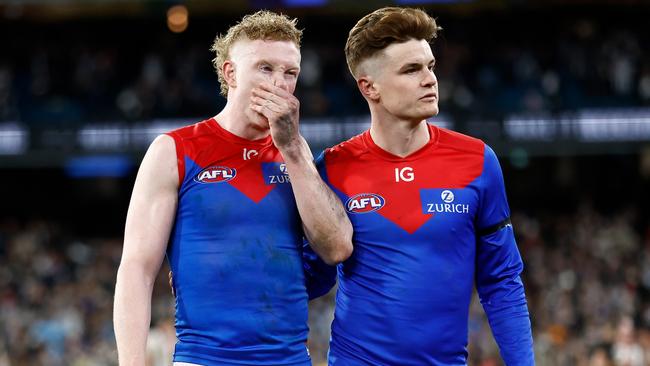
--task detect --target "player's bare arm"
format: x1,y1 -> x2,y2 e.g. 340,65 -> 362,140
251,81 -> 353,265
114,135 -> 178,366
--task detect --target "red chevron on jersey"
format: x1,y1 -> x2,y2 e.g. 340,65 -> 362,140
230,151 -> 284,203
168,118 -> 284,203
325,124 -> 485,234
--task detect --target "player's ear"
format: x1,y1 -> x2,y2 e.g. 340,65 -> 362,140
358,75 -> 379,102
222,60 -> 237,89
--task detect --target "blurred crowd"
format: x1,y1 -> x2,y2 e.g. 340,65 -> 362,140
0,9 -> 649,127
0,219 -> 174,366
1,201 -> 650,365
470,204 -> 650,366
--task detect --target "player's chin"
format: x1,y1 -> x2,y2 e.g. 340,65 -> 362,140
414,105 -> 439,120
416,98 -> 438,111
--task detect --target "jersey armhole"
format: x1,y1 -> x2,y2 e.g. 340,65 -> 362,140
166,131 -> 185,187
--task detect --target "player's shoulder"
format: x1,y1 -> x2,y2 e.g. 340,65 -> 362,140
322,132 -> 368,163
436,126 -> 486,156
147,134 -> 176,158
166,118 -> 215,141
139,134 -> 179,186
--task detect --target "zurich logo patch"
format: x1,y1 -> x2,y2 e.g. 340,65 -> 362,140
262,162 -> 290,184
345,193 -> 385,214
194,166 -> 236,183
441,190 -> 454,203
421,188 -> 471,215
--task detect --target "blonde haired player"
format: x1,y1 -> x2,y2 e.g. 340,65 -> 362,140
114,11 -> 352,366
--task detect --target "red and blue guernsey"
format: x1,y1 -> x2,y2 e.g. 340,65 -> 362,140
317,124 -> 534,365
165,118 -> 315,366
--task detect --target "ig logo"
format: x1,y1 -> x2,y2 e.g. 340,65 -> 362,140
243,148 -> 258,160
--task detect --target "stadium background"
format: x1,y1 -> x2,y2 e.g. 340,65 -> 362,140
1,0 -> 649,365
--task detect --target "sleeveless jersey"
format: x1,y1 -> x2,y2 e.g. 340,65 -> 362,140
165,118 -> 311,366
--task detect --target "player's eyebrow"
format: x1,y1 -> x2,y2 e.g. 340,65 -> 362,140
255,59 -> 300,72
399,56 -> 436,72
399,62 -> 424,71
255,60 -> 273,67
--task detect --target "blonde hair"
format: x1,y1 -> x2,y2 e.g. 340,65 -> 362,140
210,10 -> 302,96
345,7 -> 441,78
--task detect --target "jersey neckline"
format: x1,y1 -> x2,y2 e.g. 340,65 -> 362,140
207,117 -> 274,147
362,123 -> 439,162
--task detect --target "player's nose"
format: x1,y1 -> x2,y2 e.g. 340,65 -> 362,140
272,74 -> 289,91
422,69 -> 437,88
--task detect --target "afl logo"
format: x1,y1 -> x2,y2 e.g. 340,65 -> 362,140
345,193 -> 385,214
194,166 -> 236,183
441,190 -> 454,203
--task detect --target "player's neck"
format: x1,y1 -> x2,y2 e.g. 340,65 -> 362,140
215,100 -> 270,141
369,115 -> 430,158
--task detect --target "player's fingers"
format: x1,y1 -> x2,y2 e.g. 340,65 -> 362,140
250,102 -> 280,119
251,87 -> 274,100
250,103 -> 265,116
285,94 -> 299,112
250,95 -> 271,107
251,96 -> 286,114
259,80 -> 293,96
255,87 -> 298,112
252,90 -> 287,113
255,84 -> 292,102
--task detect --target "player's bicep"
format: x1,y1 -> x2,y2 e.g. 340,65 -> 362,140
121,134 -> 179,276
475,145 -> 524,303
476,145 -> 510,229
475,225 -> 524,301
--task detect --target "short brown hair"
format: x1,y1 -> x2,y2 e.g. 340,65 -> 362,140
210,11 -> 302,96
345,7 -> 441,78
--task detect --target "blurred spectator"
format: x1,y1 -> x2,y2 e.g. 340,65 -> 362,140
145,317 -> 174,366
1,9 -> 648,126
589,345 -> 614,366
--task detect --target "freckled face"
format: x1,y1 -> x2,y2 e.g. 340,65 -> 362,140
228,39 -> 301,128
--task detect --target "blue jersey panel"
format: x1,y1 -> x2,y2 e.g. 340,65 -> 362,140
321,128 -> 534,365
166,128 -> 311,365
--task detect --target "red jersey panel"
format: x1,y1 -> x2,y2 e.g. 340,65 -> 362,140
325,124 -> 484,233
